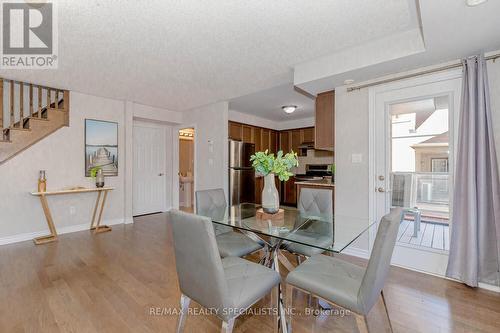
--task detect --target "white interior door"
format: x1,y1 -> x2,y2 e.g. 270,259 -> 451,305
371,71 -> 462,275
133,123 -> 167,215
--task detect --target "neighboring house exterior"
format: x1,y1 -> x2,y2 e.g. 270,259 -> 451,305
411,131 -> 449,173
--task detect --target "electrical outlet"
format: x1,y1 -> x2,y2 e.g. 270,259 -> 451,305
351,153 -> 363,164
69,206 -> 76,215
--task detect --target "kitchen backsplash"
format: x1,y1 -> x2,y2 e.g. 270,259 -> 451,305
292,149 -> 334,174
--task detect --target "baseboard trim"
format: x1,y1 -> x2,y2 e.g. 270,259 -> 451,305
0,218 -> 125,246
478,282 -> 500,293
343,246 -> 499,294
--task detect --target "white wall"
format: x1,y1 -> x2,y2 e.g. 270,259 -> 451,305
174,102 -> 229,206
133,103 -> 183,124
0,92 -> 183,243
0,92 -> 126,242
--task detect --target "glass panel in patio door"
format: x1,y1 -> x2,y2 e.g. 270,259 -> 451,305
390,97 -> 451,252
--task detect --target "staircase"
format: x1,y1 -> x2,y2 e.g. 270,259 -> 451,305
0,79 -> 69,164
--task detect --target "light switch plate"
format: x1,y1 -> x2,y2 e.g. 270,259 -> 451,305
351,153 -> 363,163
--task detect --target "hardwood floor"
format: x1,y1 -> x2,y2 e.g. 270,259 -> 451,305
1,212 -> 499,332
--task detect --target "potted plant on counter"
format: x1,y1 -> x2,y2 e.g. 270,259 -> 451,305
250,150 -> 298,214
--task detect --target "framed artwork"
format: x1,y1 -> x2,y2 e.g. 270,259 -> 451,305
85,119 -> 118,176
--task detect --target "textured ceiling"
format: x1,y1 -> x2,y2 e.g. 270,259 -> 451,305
0,0 -> 415,111
295,0 -> 500,94
229,84 -> 314,121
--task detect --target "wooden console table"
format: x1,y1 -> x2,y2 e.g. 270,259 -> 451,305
30,187 -> 115,245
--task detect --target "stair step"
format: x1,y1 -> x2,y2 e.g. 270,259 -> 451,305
47,107 -> 67,112
10,126 -> 31,131
28,116 -> 49,121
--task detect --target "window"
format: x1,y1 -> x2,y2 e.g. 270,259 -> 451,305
431,158 -> 448,173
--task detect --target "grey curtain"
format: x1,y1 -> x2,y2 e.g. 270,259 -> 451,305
446,54 -> 500,287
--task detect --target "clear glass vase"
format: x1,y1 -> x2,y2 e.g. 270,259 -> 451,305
95,169 -> 105,188
262,173 -> 279,214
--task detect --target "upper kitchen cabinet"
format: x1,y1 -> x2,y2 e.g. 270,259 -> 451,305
290,129 -> 301,154
302,127 -> 315,143
315,90 -> 335,151
261,128 -> 270,152
279,131 -> 290,152
270,131 -> 278,153
242,125 -> 253,142
253,127 -> 262,151
229,122 -> 243,141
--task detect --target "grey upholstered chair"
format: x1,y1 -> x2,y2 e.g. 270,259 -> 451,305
283,188 -> 334,258
196,189 -> 263,258
285,208 -> 403,333
169,210 -> 280,333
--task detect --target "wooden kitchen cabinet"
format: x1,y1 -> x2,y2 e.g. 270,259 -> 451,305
229,122 -> 243,141
261,129 -> 270,151
270,131 -> 278,153
255,176 -> 263,204
242,125 -> 253,142
282,176 -> 297,206
301,127 -> 315,143
290,129 -> 301,154
315,90 -> 334,150
279,131 -> 290,153
253,127 -> 262,151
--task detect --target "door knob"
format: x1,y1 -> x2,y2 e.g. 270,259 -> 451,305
377,187 -> 386,192
378,175 -> 385,181
158,173 -> 164,176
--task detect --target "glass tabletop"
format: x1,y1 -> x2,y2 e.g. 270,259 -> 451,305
200,203 -> 376,254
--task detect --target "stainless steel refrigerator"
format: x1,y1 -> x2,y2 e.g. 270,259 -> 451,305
228,140 -> 255,206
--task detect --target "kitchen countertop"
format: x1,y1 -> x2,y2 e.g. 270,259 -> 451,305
294,179 -> 335,187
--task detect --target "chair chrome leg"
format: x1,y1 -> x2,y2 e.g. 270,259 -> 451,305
381,290 -> 394,333
221,318 -> 235,333
271,286 -> 279,333
176,294 -> 191,333
285,284 -> 294,333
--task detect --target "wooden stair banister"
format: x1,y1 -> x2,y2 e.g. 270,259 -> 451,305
0,78 -> 70,164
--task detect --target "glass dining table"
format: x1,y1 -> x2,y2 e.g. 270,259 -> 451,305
199,203 -> 376,333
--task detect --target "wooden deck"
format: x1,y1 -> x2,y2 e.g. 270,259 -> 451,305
398,219 -> 450,251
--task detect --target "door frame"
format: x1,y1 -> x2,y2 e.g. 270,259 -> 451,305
368,69 -> 462,275
172,124 -> 198,210
132,120 -> 173,215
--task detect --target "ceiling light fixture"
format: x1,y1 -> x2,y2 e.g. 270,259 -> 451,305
466,0 -> 487,6
282,105 -> 297,114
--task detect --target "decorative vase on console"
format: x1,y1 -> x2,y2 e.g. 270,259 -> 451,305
90,167 -> 105,188
95,169 -> 105,188
250,149 -> 298,214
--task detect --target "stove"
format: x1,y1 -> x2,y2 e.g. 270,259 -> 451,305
295,164 -> 332,181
